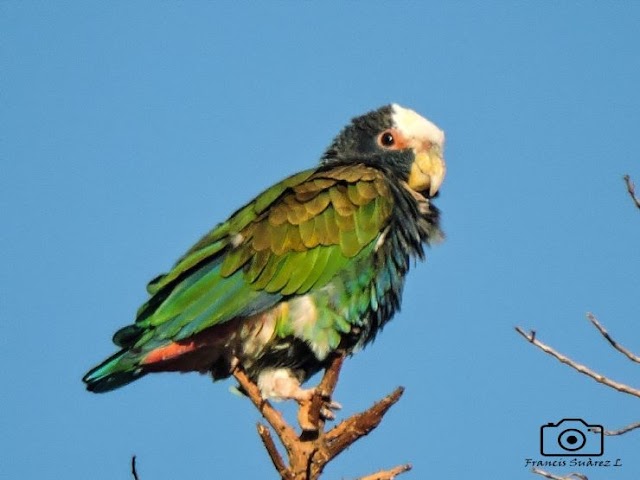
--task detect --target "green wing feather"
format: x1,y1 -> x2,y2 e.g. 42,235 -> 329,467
132,165 -> 392,340
85,164 -> 393,391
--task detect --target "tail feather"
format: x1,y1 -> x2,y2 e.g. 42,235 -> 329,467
83,349 -> 147,393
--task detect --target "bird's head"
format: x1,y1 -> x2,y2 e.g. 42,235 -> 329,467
321,104 -> 446,198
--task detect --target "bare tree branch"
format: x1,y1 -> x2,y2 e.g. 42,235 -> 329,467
524,177 -> 639,480
587,313 -> 640,363
604,421 -> 640,436
357,463 -> 412,480
532,467 -> 588,480
514,327 -> 640,398
623,175 -> 640,210
257,423 -> 289,478
325,387 -> 404,462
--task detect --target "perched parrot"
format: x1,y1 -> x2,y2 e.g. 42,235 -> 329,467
83,104 -> 445,411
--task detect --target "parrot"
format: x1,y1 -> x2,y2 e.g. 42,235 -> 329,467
83,104 -> 446,414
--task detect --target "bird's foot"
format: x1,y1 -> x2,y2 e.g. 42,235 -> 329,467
255,368 -> 341,431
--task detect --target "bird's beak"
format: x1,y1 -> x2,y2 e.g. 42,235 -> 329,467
407,145 -> 446,197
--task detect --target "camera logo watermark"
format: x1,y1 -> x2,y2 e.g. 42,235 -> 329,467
541,418 -> 603,456
524,418 -> 623,471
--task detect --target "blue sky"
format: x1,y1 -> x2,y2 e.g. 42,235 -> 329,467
2,2 -> 640,479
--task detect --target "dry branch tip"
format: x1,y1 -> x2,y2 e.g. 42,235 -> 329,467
623,174 -> 640,210
586,312 -> 640,363
131,455 -> 139,480
357,463 -> 412,480
604,421 -> 640,436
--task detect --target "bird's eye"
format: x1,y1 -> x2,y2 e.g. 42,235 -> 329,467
379,131 -> 395,147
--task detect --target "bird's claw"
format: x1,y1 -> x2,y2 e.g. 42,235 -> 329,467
297,389 -> 342,431
319,399 -> 342,420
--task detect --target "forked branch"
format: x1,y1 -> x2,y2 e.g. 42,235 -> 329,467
516,314 -> 640,477
514,326 -> 640,398
521,175 -> 639,480
232,353 -> 410,480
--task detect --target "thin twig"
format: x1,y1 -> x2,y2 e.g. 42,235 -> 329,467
623,175 -> 640,210
532,467 -> 588,480
604,421 -> 640,436
131,455 -> 140,480
256,423 -> 289,479
515,327 -> 640,398
357,463 -> 412,480
587,313 -> 640,363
